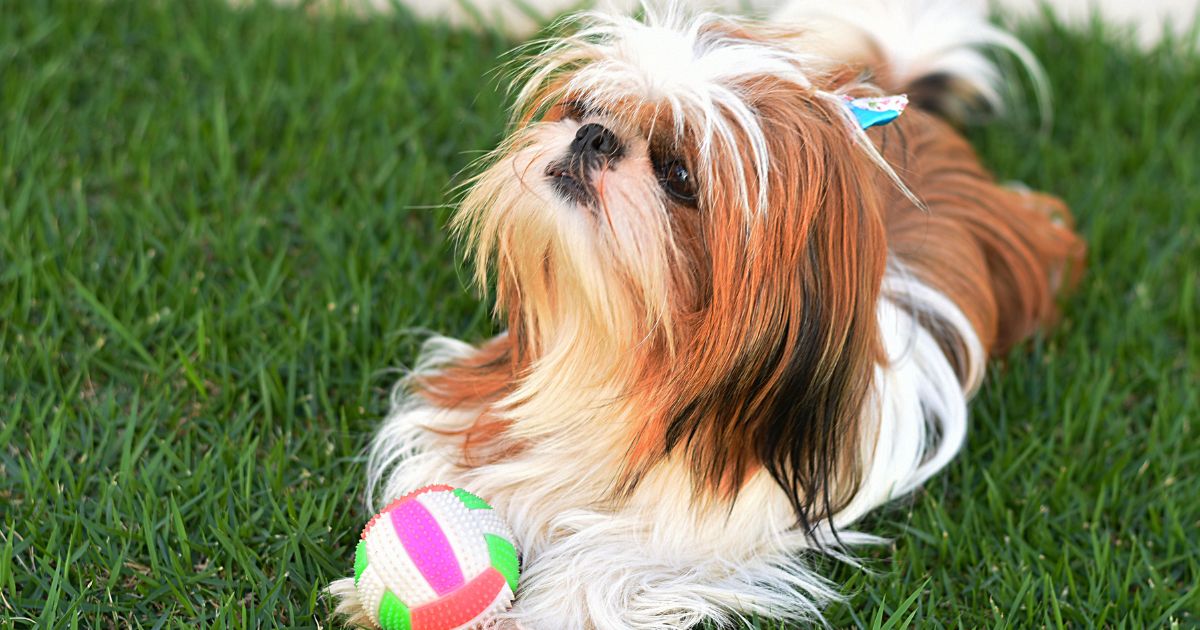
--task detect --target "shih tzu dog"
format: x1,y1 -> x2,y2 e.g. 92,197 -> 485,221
327,0 -> 1085,627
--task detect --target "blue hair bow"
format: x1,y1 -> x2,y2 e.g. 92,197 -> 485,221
843,94 -> 909,130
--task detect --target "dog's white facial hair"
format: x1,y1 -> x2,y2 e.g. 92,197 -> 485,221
455,117 -> 685,360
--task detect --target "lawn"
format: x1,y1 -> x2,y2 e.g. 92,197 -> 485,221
1,1 -> 1197,628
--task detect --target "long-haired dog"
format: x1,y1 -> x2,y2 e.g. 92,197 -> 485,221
328,1 -> 1085,627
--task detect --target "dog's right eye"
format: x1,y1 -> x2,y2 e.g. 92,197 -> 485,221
560,100 -> 588,120
654,157 -> 698,206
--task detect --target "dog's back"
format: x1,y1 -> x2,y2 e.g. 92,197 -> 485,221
876,111 -> 1084,367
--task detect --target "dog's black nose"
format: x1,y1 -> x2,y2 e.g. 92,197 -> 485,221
570,123 -> 622,160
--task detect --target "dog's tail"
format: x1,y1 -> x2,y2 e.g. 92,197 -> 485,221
771,0 -> 1049,124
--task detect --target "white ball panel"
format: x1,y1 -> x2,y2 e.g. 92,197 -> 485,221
356,563 -> 387,628
471,508 -> 516,542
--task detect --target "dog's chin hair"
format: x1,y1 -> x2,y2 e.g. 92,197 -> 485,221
454,124 -> 683,359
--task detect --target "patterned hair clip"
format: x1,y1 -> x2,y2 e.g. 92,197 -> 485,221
843,94 -> 909,130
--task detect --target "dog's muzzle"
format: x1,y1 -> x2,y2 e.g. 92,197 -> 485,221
546,123 -> 624,204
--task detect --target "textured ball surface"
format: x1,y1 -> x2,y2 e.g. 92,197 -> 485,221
354,485 -> 520,630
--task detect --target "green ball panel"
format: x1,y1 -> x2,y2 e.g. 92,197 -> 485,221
452,488 -> 493,511
486,533 -> 520,593
377,591 -> 412,630
353,540 -> 368,586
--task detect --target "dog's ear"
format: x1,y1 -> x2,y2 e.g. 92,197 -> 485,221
620,85 -> 888,531
746,103 -> 887,531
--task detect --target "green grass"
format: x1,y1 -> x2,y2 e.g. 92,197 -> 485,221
0,1 -> 1196,628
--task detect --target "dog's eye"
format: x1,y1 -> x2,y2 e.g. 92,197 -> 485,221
560,99 -> 589,121
655,158 -> 698,205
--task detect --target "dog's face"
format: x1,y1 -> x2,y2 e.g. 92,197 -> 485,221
453,10 -> 897,527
